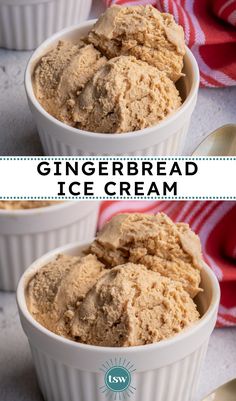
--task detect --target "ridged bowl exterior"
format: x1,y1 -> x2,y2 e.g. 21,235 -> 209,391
30,341 -> 208,401
0,0 -> 92,50
25,20 -> 199,156
17,243 -> 220,401
0,202 -> 99,291
37,123 -> 189,156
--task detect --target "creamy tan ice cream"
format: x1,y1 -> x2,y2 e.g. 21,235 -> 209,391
90,213 -> 203,298
26,213 -> 203,347
0,201 -> 61,210
27,255 -> 200,347
72,263 -> 199,347
73,55 -> 181,133
33,40 -> 107,126
26,254 -> 105,337
88,5 -> 185,82
33,5 -> 185,134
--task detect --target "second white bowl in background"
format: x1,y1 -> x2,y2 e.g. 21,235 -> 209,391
25,20 -> 200,156
0,0 -> 92,50
0,201 -> 99,291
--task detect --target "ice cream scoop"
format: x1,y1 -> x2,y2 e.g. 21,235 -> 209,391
90,213 -> 203,297
71,262 -> 200,347
26,253 -> 105,337
73,55 -> 181,133
88,5 -> 185,82
33,40 -> 107,126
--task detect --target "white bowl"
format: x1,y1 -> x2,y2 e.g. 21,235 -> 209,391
0,0 -> 92,50
17,241 -> 220,401
25,20 -> 200,156
0,201 -> 99,291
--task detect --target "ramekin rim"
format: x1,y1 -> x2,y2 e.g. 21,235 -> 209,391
25,20 -> 200,141
16,240 -> 220,354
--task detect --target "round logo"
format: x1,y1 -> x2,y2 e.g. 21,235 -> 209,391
105,366 -> 131,392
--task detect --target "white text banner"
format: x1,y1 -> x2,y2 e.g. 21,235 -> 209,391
0,157 -> 234,200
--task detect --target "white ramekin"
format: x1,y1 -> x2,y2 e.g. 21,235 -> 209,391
0,202 -> 99,291
25,20 -> 200,156
0,0 -> 92,50
17,241 -> 220,401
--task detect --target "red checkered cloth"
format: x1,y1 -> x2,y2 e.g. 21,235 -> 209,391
104,0 -> 236,87
98,201 -> 236,326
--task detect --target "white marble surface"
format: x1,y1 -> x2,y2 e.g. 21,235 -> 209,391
0,0 -> 235,155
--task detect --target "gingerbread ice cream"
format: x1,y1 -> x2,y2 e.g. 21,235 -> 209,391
72,263 -> 199,347
33,41 -> 107,126
89,5 -> 185,82
73,55 -> 181,133
90,213 -> 203,298
26,254 -> 105,338
32,5 -> 185,134
26,213 -> 203,347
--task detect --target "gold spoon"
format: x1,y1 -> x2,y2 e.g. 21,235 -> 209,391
202,379 -> 236,401
192,124 -> 236,156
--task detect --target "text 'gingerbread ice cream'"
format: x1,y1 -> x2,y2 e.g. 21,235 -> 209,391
27,213 -> 203,347
33,5 -> 185,134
